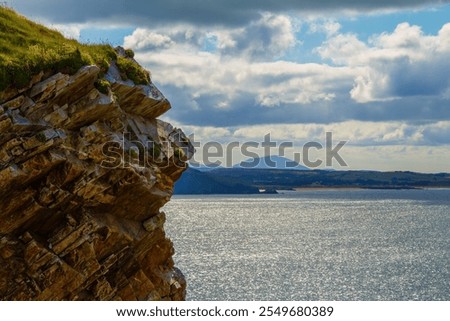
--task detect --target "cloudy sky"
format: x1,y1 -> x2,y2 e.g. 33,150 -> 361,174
9,0 -> 450,172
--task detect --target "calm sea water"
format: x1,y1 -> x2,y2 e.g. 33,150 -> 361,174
163,189 -> 450,301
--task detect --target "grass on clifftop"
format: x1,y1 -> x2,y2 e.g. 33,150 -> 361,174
0,6 -> 149,91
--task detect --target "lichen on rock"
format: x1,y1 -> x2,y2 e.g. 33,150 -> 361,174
0,48 -> 194,300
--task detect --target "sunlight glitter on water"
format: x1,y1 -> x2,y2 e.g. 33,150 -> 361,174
164,189 -> 450,300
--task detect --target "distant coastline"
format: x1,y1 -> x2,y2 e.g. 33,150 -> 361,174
293,186 -> 421,191
174,167 -> 450,194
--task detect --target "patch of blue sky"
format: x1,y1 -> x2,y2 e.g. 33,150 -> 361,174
281,30 -> 327,64
79,27 -> 136,46
339,4 -> 450,40
281,5 -> 450,64
201,34 -> 219,53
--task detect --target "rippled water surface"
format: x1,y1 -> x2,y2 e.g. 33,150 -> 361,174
164,189 -> 450,300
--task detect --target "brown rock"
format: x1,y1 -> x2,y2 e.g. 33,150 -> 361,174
0,58 -> 193,300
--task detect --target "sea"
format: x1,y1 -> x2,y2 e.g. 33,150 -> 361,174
163,189 -> 450,301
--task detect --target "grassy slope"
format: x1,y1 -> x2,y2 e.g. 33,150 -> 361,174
0,6 -> 149,91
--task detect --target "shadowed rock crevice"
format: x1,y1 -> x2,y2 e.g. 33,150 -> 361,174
0,48 -> 194,300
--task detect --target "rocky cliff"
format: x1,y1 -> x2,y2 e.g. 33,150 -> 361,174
0,47 -> 194,300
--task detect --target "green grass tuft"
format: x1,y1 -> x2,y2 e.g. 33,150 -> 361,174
0,6 -> 117,91
36,131 -> 47,143
124,49 -> 135,58
174,147 -> 185,160
116,56 -> 150,85
94,79 -> 111,95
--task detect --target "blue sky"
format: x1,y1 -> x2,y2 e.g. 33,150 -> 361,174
8,0 -> 450,172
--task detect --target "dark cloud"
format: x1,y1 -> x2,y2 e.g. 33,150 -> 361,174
422,124 -> 450,144
388,56 -> 450,97
8,0 -> 450,26
160,83 -> 450,127
219,13 -> 295,60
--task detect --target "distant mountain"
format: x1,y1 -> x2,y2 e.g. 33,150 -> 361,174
173,167 -> 259,194
235,155 -> 309,170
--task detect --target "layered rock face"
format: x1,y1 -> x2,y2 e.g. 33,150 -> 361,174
0,51 -> 194,300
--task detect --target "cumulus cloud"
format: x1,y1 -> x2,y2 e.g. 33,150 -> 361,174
308,20 -> 341,36
124,29 -> 174,50
176,120 -> 450,147
138,48 -> 355,119
47,23 -> 81,39
318,22 -> 450,102
168,119 -> 450,172
128,19 -> 450,128
217,13 -> 297,60
119,13 -> 351,118
123,13 -> 297,60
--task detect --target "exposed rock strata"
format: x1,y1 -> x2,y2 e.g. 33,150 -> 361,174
0,51 -> 194,300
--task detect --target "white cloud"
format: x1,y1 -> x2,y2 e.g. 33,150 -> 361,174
308,20 -> 341,36
172,120 -> 450,147
216,13 -> 297,60
47,23 -> 81,39
126,13 -> 353,109
165,120 -> 450,171
350,69 -> 392,103
372,22 -> 430,51
126,18 -> 450,137
124,28 -> 174,50
318,22 -> 450,102
342,145 -> 450,173
139,49 -> 354,107
316,33 -> 368,65
437,23 -> 450,52
120,15 -> 450,173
